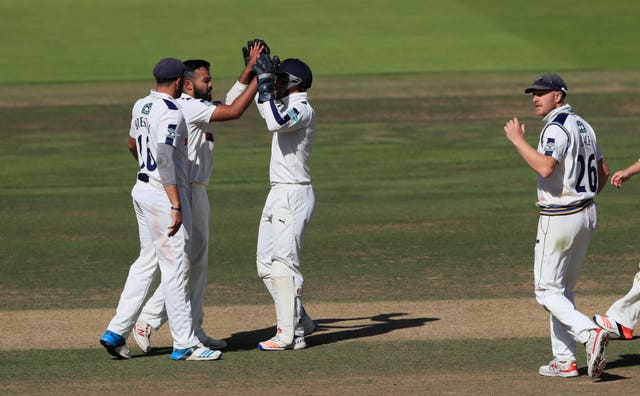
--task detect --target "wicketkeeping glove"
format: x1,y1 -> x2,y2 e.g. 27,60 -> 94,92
253,53 -> 279,103
242,38 -> 271,66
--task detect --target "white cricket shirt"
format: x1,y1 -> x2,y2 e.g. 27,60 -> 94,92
178,93 -> 216,185
178,81 -> 248,185
129,90 -> 189,188
256,92 -> 315,184
536,104 -> 603,211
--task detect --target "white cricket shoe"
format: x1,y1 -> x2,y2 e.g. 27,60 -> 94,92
585,328 -> 609,379
133,320 -> 152,353
594,314 -> 633,340
171,346 -> 222,361
198,336 -> 228,350
538,358 -> 578,378
258,335 -> 291,351
258,333 -> 307,351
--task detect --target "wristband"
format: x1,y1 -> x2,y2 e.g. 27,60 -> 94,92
171,206 -> 181,211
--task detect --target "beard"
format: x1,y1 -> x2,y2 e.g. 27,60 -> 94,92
194,85 -> 212,101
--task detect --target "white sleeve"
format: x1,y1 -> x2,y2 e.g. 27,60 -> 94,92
254,93 -> 266,119
129,100 -> 141,139
222,81 -> 248,105
182,99 -> 216,125
156,143 -> 176,186
539,124 -> 570,162
155,106 -> 181,148
154,107 -> 182,186
257,99 -> 312,133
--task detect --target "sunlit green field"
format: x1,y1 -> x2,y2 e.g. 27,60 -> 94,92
2,1 -> 640,394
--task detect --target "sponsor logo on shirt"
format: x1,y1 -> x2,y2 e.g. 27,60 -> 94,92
287,108 -> 300,122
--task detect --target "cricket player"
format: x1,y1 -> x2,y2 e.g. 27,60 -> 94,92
99,58 -> 220,361
503,73 -> 611,378
593,159 -> 640,340
252,54 -> 317,350
132,42 -> 265,352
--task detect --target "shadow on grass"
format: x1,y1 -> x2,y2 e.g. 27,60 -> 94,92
605,353 -> 640,370
134,346 -> 173,358
225,312 -> 438,351
575,353 -> 640,382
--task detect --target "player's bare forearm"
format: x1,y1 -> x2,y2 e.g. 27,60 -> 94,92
504,117 -> 556,178
163,184 -> 182,237
167,210 -> 182,237
514,141 -> 557,178
611,159 -> 640,188
128,136 -> 138,161
597,158 -> 611,194
598,158 -> 611,194
211,78 -> 258,122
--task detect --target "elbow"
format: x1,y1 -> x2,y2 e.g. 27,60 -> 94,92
225,110 -> 242,121
539,172 -> 553,179
537,157 -> 558,179
229,107 -> 249,120
538,166 -> 554,179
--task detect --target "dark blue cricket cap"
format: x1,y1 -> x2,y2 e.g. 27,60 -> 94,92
524,73 -> 568,96
153,58 -> 185,81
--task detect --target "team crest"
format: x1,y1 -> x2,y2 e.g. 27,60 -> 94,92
142,103 -> 152,115
543,138 -> 556,155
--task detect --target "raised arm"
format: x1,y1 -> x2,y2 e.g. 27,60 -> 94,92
504,117 -> 557,178
209,42 -> 263,122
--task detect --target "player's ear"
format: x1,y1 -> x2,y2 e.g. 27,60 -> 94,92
182,78 -> 193,91
554,91 -> 564,104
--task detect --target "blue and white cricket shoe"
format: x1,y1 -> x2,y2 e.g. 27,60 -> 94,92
99,330 -> 131,359
171,346 -> 222,361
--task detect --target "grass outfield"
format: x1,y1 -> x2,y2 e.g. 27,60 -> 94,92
2,339 -> 640,394
3,1 -> 640,394
2,1 -> 640,83
3,71 -> 640,310
2,72 -> 640,393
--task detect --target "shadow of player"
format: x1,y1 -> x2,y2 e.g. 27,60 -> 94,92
225,312 -> 438,351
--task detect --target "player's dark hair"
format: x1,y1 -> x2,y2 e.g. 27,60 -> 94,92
183,59 -> 211,80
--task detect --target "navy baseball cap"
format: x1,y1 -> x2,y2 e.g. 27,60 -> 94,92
153,58 -> 185,81
524,73 -> 568,96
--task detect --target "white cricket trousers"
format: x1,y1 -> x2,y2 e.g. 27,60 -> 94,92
257,183 -> 315,339
534,203 -> 598,360
605,265 -> 640,329
257,184 -> 315,288
138,183 -> 210,340
107,181 -> 199,350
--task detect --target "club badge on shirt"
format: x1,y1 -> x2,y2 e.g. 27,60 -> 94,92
544,138 -> 556,156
